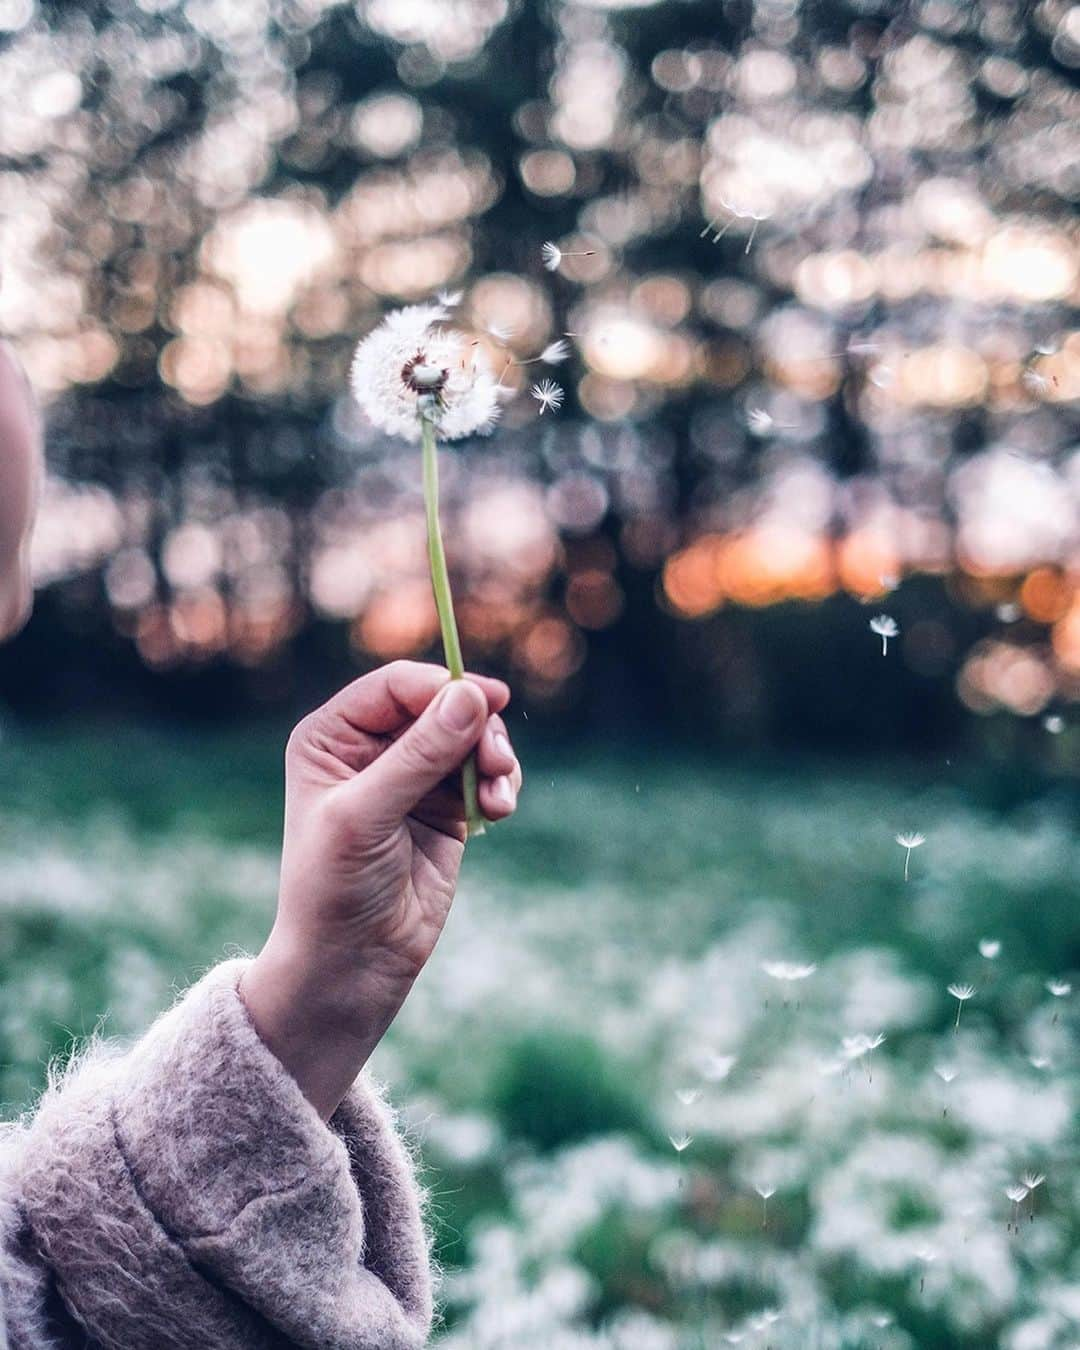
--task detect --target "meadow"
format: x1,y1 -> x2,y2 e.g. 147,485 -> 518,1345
0,725 -> 1076,1349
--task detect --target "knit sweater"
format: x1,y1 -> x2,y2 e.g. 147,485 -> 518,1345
0,960 -> 434,1349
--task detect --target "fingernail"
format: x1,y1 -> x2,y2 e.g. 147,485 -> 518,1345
492,775 -> 514,807
494,731 -> 512,758
439,681 -> 480,731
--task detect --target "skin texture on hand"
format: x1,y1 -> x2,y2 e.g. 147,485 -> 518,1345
240,661 -> 523,1120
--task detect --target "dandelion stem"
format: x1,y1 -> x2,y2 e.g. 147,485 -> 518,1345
421,413 -> 483,838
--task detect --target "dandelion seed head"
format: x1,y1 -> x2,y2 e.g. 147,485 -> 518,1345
761,960 -> 817,982
948,983 -> 975,1002
978,938 -> 1001,959
870,615 -> 899,640
895,832 -> 925,850
531,379 -> 564,415
350,304 -> 500,442
1046,979 -> 1072,997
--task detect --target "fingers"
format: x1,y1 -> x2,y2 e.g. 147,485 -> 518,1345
344,678 -> 490,829
318,660 -> 509,737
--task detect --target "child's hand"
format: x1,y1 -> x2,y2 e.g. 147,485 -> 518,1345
240,661 -> 522,1118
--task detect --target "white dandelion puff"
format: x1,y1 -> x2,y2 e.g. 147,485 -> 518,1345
870,614 -> 899,654
350,304 -> 500,443
1046,979 -> 1072,997
947,983 -> 975,1030
895,831 -> 925,882
978,938 -> 1001,959
761,960 -> 817,982
531,380 -> 564,415
674,1087 -> 702,1106
668,1132 -> 693,1153
541,240 -> 595,272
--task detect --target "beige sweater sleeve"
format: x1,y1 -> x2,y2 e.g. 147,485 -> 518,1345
0,960 -> 434,1350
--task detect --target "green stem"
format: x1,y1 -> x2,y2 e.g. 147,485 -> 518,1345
421,414 -> 484,838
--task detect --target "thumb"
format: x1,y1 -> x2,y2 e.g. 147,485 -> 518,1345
349,678 -> 488,829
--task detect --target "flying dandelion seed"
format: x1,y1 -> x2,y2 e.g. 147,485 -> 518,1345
948,983 -> 975,1030
1029,1055 -> 1051,1070
761,961 -> 817,982
531,380 -> 564,415
485,320 -> 516,343
436,288 -> 463,308
754,1182 -> 776,1227
668,1132 -> 693,1153
870,614 -> 899,655
1022,1172 -> 1045,1222
934,1064 -> 958,1084
1043,714 -> 1065,734
1005,1183 -> 1029,1231
996,601 -> 1021,623
979,938 -> 1001,959
1046,979 -> 1072,997
698,1052 -> 737,1081
517,339 -> 571,367
895,831 -> 925,882
913,1244 -> 937,1292
541,241 -> 595,272
879,573 -> 899,592
674,1087 -> 702,1106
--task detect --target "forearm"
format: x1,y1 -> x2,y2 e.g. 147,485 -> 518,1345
239,927 -> 415,1121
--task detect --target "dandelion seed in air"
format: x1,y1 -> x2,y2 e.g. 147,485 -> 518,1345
531,380 -> 564,415
895,831 -> 925,882
979,938 -> 1001,959
1043,714 -> 1065,734
914,1244 -> 936,1293
934,1062 -> 957,1115
674,1087 -> 702,1106
996,601 -> 1021,623
485,319 -> 516,344
1029,1055 -> 1051,1070
870,614 -> 899,654
699,1052 -> 737,1082
669,1132 -> 693,1153
1046,979 -> 1072,997
1022,1172 -> 1045,1222
948,983 -> 975,1031
761,961 -> 817,982
541,241 -> 595,272
436,288 -> 463,308
1005,1183 -> 1029,1231
518,339 -> 571,367
754,1182 -> 776,1228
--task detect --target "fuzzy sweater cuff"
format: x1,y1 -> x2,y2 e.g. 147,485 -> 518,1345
12,959 -> 433,1350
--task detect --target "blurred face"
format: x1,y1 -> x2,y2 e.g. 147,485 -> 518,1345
0,342 -> 42,639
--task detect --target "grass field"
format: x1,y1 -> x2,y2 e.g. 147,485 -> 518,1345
0,724 -> 1077,1348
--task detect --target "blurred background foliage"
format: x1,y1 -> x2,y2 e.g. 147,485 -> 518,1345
0,0 -> 1077,756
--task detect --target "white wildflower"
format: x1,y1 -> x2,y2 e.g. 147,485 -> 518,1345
350,303 -> 500,443
870,614 -> 899,654
895,831 -> 925,882
947,982 -> 975,1030
531,380 -> 564,415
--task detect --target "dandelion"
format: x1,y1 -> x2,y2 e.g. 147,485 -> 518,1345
668,1132 -> 693,1153
541,240 -> 595,272
870,614 -> 899,654
978,938 -> 1001,959
530,380 -> 564,415
350,303 -> 501,835
1046,979 -> 1072,997
754,1181 -> 776,1227
895,831 -> 925,882
698,1052 -> 737,1082
947,982 -> 975,1030
761,960 -> 817,982
674,1087 -> 702,1106
1005,1183 -> 1029,1230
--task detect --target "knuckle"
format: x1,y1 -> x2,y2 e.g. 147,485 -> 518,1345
397,726 -> 448,779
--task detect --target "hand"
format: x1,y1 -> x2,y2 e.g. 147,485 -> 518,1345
240,661 -> 523,1119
